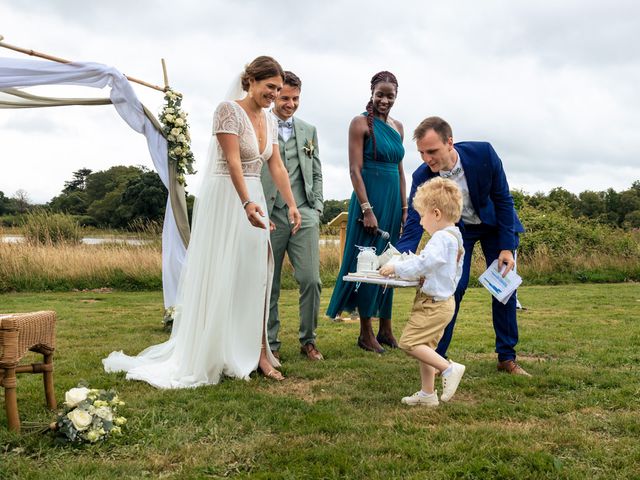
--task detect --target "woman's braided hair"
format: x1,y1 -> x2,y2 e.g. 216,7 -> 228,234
365,71 -> 398,159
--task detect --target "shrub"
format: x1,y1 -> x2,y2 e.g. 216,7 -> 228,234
22,210 -> 81,245
518,205 -> 640,258
1,214 -> 21,227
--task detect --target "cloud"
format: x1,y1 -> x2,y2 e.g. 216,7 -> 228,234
1,0 -> 640,205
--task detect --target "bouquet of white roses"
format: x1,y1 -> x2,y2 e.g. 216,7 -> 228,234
54,384 -> 126,444
159,89 -> 195,185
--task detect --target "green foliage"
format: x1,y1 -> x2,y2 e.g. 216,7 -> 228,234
520,180 -> 640,229
0,190 -> 11,215
1,285 -> 639,478
21,210 -> 81,245
50,166 -> 168,229
518,205 -> 639,258
84,166 -> 141,204
0,214 -> 21,227
63,168 -> 92,193
49,190 -> 89,215
117,171 -> 167,226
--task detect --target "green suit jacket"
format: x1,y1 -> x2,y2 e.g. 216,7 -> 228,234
261,115 -> 323,214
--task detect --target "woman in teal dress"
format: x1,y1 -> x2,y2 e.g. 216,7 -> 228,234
326,71 -> 407,353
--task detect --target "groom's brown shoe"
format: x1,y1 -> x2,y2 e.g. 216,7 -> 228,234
497,359 -> 531,377
301,343 -> 324,361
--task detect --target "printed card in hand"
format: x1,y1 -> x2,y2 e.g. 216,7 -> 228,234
478,259 -> 522,304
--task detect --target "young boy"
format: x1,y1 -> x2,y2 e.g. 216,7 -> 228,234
379,177 -> 466,405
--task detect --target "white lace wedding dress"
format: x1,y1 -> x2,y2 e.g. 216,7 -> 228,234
103,100 -> 279,388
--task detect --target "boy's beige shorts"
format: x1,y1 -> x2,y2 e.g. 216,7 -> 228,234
399,291 -> 455,351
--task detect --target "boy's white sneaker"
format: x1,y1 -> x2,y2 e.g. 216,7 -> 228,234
440,361 -> 465,402
401,390 -> 439,406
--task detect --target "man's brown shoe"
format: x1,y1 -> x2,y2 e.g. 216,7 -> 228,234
497,359 -> 531,377
301,343 -> 324,361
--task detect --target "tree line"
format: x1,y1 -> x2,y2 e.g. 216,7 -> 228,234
1,166 -> 174,229
1,167 -> 639,230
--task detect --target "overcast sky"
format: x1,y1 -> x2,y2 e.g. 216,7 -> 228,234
1,0 -> 639,204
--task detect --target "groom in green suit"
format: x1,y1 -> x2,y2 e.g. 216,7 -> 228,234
261,71 -> 324,361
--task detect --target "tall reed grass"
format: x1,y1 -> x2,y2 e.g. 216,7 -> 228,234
0,240 -> 161,292
22,210 -> 81,245
1,227 -> 638,293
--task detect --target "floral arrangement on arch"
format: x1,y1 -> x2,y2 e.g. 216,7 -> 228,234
54,384 -> 127,444
159,89 -> 195,185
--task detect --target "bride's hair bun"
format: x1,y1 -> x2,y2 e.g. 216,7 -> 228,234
241,56 -> 285,92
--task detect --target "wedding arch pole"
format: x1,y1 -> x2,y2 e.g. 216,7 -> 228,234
0,35 -> 167,92
161,58 -> 170,89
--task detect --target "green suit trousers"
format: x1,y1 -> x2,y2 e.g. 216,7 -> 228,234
267,203 -> 321,350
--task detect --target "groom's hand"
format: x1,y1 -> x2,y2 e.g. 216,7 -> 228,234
289,207 -> 302,235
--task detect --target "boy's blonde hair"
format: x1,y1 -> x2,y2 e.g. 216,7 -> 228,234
413,177 -> 463,223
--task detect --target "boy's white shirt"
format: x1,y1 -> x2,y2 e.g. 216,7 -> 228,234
394,226 -> 464,301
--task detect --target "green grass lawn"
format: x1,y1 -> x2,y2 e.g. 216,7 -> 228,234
1,284 -> 639,479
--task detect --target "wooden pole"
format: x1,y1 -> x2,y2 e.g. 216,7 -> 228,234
161,58 -> 169,89
0,36 -> 166,92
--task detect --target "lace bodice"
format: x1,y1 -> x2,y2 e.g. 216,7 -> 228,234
212,100 -> 278,177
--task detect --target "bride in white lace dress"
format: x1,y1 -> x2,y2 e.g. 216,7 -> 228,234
103,57 -> 301,388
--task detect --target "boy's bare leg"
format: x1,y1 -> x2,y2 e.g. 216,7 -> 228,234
419,361 -> 436,394
407,345 -> 450,370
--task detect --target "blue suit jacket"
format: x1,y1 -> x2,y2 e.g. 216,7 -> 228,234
397,141 -> 524,253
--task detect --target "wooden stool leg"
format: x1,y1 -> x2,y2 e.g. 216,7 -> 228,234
3,367 -> 20,432
43,354 -> 56,410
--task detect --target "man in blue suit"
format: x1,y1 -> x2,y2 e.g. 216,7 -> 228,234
396,116 -> 530,376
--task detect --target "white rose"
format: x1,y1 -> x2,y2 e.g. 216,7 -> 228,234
95,406 -> 113,422
175,118 -> 185,126
173,147 -> 183,156
177,134 -> 186,144
179,111 -> 187,119
167,134 -> 176,142
165,107 -> 175,114
164,114 -> 175,123
67,409 -> 93,431
65,387 -> 90,407
170,127 -> 182,137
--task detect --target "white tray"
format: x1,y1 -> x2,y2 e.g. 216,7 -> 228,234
343,273 -> 419,288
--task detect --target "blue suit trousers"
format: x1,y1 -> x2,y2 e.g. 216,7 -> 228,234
436,223 -> 520,362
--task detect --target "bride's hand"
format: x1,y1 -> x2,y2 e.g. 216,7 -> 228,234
245,203 -> 267,229
288,206 -> 302,234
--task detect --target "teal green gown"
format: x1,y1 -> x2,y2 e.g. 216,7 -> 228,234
326,114 -> 405,319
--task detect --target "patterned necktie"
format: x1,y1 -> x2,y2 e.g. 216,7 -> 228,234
440,166 -> 462,179
278,119 -> 293,129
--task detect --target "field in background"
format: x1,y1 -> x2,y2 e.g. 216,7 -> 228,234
2,231 -> 639,293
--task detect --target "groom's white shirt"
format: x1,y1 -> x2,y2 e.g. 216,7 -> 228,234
271,110 -> 294,142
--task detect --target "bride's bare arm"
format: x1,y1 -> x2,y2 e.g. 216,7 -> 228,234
267,148 -> 301,234
217,132 -> 267,229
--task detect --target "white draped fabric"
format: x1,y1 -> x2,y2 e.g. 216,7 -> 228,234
0,57 -> 186,307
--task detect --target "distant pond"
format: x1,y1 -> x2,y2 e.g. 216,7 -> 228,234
1,235 -> 151,246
